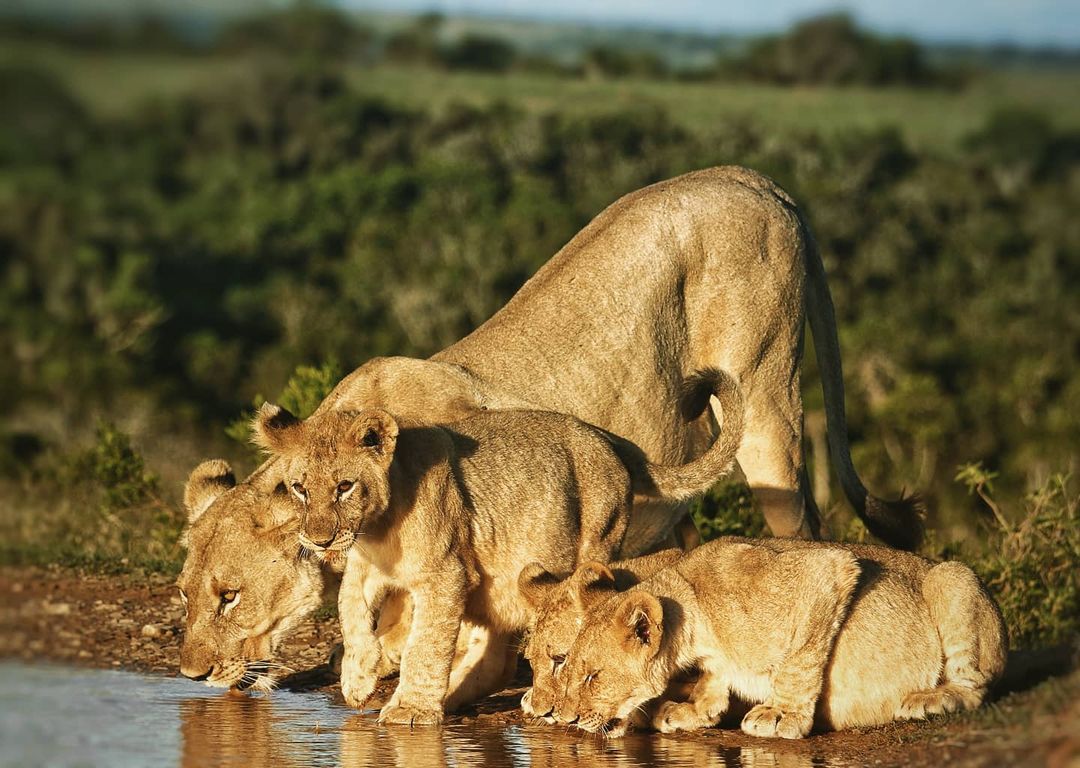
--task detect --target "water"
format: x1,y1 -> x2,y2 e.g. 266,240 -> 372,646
0,663 -> 839,768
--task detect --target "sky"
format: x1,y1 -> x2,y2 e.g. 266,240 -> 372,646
344,0 -> 1080,47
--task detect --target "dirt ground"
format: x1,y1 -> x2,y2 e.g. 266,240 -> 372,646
1,565 -> 1077,768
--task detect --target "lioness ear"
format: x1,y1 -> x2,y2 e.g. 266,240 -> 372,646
518,562 -> 562,612
348,409 -> 398,463
614,592 -> 664,657
251,402 -> 302,454
568,561 -> 617,607
183,459 -> 236,524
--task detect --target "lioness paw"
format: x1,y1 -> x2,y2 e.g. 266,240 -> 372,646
741,704 -> 810,740
378,703 -> 444,727
653,701 -> 709,733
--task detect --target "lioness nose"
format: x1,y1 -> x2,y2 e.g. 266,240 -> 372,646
180,665 -> 214,682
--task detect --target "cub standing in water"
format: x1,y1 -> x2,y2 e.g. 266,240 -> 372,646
253,369 -> 744,725
551,538 -> 1006,738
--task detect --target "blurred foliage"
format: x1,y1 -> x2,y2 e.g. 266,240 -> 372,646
0,423 -> 184,572
690,482 -> 766,541
958,465 -> 1080,649
726,13 -> 952,86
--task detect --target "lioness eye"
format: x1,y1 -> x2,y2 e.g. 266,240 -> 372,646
177,588 -> 188,605
220,590 -> 239,604
551,654 -> 566,666
291,482 -> 307,498
337,480 -> 354,495
584,671 -> 598,684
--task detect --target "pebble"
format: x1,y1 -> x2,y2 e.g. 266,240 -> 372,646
141,624 -> 161,639
41,602 -> 72,616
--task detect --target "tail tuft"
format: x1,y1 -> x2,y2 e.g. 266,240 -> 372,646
862,492 -> 926,551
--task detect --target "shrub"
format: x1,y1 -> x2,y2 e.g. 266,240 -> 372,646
959,463 -> 1080,649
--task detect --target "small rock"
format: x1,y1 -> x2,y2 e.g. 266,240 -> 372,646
41,602 -> 71,616
141,624 -> 161,638
11,582 -> 23,593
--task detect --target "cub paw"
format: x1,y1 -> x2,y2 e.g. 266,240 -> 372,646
653,701 -> 707,733
340,651 -> 378,708
896,688 -> 965,720
378,703 -> 444,726
741,704 -> 810,740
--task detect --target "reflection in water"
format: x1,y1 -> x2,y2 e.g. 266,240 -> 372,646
0,664 -> 832,768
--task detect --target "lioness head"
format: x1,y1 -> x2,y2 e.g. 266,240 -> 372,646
176,459 -> 322,691
518,561 -> 620,722
555,589 -> 668,737
252,403 -> 398,557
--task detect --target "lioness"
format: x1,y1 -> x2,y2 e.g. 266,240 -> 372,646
252,370 -> 743,724
308,166 -> 923,551
553,538 -> 1006,738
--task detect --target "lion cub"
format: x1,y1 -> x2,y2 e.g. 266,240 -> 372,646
517,549 -> 684,721
554,538 -> 1006,738
251,369 -> 742,725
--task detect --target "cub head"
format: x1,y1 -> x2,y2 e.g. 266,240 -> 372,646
252,404 -> 398,557
517,561 -> 619,722
176,459 -> 323,691
555,589 -> 669,738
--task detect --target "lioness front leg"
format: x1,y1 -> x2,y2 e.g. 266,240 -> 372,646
379,567 -> 467,726
653,668 -> 730,733
339,549 -> 390,708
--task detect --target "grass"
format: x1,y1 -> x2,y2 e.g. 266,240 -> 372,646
6,41 -> 1080,151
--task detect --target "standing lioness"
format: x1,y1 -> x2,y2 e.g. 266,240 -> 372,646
554,538 -> 1006,738
254,370 -> 743,724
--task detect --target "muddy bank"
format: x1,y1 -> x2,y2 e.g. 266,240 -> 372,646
1,565 -> 1076,767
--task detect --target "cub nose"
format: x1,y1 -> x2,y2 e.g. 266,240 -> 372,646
180,665 -> 214,682
302,512 -> 338,549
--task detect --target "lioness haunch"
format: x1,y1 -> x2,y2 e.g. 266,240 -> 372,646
544,537 -> 1006,738
253,369 -> 744,725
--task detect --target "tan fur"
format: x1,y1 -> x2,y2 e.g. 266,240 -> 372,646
178,459 -> 483,695
312,166 -> 923,550
176,459 -> 323,691
253,373 -> 743,724
553,538 -> 1007,738
517,549 -> 684,721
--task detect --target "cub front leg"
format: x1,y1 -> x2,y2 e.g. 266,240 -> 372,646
742,549 -> 860,739
379,566 -> 468,726
338,549 -> 390,708
653,668 -> 730,734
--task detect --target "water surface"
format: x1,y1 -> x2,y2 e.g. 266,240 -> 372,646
0,663 -> 837,768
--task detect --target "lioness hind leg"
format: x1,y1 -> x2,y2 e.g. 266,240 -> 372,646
735,379 -> 822,541
897,561 -> 1007,721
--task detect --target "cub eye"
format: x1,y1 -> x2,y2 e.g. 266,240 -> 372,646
584,671 -> 598,684
177,588 -> 188,606
291,482 -> 307,500
336,480 -> 354,496
220,590 -> 239,605
551,654 -> 566,666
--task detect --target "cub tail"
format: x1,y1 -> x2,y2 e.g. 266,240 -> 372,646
616,368 -> 744,502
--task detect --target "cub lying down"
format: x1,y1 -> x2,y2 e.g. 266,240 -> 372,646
252,369 -> 743,725
550,538 -> 1007,738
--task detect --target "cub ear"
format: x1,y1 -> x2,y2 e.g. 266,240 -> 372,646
613,591 -> 664,657
518,562 -> 563,612
183,459 -> 236,524
251,402 -> 302,454
568,561 -> 617,607
348,409 -> 398,463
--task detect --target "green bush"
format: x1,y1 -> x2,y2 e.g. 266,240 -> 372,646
690,482 -> 765,541
959,463 -> 1080,649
